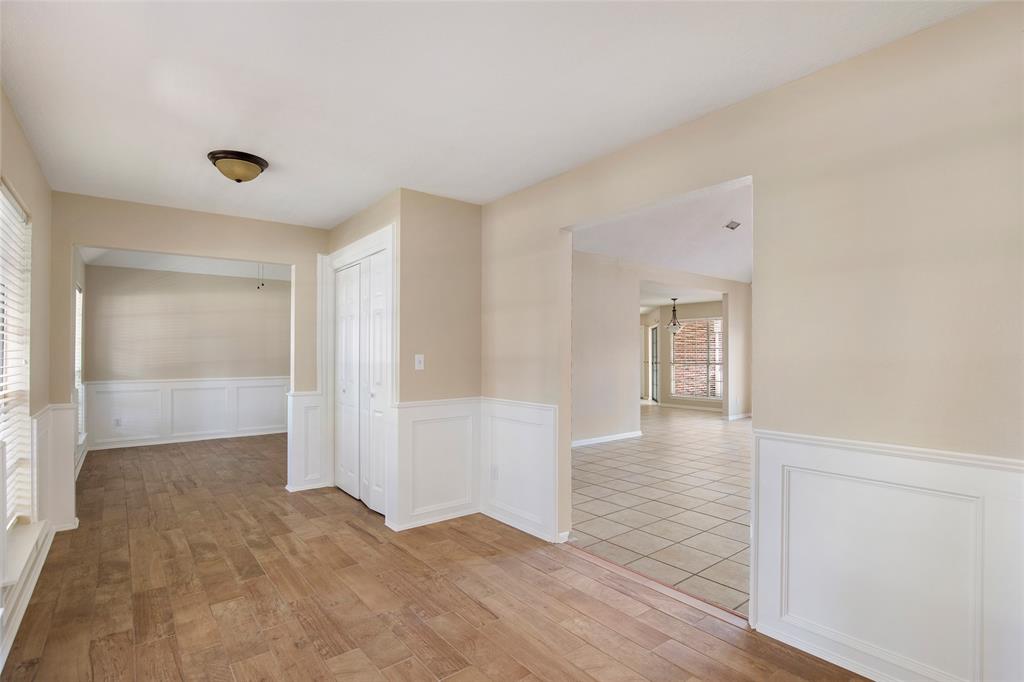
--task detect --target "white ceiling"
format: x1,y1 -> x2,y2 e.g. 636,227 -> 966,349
79,247 -> 292,281
573,177 -> 754,283
2,2 -> 972,228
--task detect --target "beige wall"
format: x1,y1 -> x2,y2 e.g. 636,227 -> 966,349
83,265 -> 289,381
484,6 -> 1022,532
571,251 -> 641,441
330,188 -> 482,402
50,193 -> 328,402
329,189 -> 400,253
398,190 -> 482,401
1,89 -> 51,414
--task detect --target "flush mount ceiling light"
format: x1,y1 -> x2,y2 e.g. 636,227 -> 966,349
666,297 -> 683,334
207,150 -> 269,183
724,220 -> 741,230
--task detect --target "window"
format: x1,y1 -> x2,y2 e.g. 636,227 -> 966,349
75,286 -> 85,440
0,184 -> 32,527
670,318 -> 723,399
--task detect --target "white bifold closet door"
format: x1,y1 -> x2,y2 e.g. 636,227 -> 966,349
334,249 -> 391,514
335,263 -> 361,499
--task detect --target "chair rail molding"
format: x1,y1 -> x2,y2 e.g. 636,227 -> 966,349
751,429 -> 1023,682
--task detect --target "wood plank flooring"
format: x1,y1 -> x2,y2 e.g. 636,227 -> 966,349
1,434 -> 861,681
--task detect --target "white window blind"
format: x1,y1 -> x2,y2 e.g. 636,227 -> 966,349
75,286 -> 84,439
0,184 -> 32,527
670,318 -> 723,399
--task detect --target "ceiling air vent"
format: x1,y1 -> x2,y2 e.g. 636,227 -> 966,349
724,220 -> 741,230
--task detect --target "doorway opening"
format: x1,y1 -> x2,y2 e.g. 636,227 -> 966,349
73,246 -> 293,474
644,324 -> 659,403
568,176 -> 753,616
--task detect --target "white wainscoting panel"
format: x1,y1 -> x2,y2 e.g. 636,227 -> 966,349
33,404 -> 78,532
389,399 -> 480,532
287,391 -> 330,492
753,430 -> 1023,682
480,398 -> 559,542
86,377 -> 288,449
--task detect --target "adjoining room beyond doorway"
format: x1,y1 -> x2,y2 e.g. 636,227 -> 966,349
569,177 -> 753,614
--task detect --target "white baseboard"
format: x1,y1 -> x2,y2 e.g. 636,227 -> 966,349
555,530 -> 570,543
752,429 -> 1023,682
284,481 -> 334,493
571,431 -> 642,447
385,505 -> 481,533
86,427 -> 286,451
726,412 -> 751,421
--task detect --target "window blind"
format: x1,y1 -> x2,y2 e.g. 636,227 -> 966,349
670,318 -> 723,399
0,184 -> 32,527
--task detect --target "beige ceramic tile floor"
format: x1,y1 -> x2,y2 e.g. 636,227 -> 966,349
570,404 -> 753,614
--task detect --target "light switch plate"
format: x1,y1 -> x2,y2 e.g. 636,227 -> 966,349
414,354 -> 424,370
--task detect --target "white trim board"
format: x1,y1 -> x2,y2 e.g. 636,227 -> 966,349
87,428 -> 287,452
751,429 -> 1023,682
571,431 -> 642,447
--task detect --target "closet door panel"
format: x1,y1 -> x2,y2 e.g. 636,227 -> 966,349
335,264 -> 361,498
364,250 -> 391,514
358,261 -> 373,507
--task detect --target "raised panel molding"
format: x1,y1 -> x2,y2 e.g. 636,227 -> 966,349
389,399 -> 481,532
170,386 -> 228,437
86,377 -> 288,450
753,430 -> 1023,682
410,416 -> 474,514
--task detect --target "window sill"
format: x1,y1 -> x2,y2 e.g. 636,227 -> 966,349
668,396 -> 722,402
3,520 -> 46,588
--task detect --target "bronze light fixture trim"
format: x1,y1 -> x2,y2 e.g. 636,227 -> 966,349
666,297 -> 683,334
207,150 -> 269,183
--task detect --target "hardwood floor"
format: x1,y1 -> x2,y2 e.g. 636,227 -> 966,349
2,434 -> 861,681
